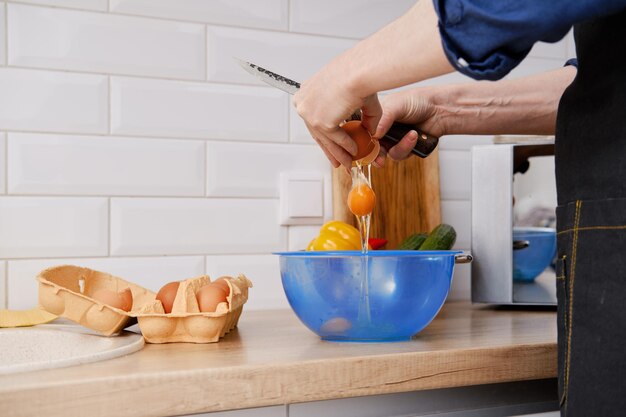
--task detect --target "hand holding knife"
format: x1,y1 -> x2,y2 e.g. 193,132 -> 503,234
235,59 -> 439,160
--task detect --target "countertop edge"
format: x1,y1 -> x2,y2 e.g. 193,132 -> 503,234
0,342 -> 557,417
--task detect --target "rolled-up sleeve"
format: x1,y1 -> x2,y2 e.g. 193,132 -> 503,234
434,0 -> 626,80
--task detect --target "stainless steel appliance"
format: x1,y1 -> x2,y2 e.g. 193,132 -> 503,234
471,137 -> 557,305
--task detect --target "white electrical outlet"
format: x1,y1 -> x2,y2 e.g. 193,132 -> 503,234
279,172 -> 332,226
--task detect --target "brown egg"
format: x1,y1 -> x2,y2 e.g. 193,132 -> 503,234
320,317 -> 352,333
91,287 -> 133,312
212,277 -> 231,297
156,281 -> 180,314
196,284 -> 228,313
341,120 -> 380,164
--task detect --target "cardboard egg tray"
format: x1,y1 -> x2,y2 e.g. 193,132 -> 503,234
37,265 -> 252,343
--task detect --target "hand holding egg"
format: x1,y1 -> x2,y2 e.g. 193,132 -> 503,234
341,121 -> 380,166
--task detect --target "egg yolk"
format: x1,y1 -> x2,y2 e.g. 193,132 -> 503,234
347,183 -> 376,216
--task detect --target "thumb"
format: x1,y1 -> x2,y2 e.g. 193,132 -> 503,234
360,94 -> 382,136
374,94 -> 408,139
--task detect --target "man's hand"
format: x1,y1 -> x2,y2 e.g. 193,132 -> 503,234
293,66 -> 383,168
373,90 -> 448,166
292,0 -> 452,169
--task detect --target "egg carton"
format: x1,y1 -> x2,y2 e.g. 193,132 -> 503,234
37,265 -> 252,343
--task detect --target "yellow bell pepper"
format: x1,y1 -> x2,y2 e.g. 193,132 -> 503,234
307,220 -> 369,251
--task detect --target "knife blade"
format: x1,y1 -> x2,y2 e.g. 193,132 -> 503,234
235,58 -> 439,158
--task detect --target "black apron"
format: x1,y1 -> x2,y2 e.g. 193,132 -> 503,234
554,8 -> 626,417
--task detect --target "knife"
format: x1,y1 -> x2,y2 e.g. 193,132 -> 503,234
235,59 -> 439,158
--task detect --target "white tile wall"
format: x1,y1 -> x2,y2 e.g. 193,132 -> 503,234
566,32 -> 576,57
205,254 -> 288,310
8,133 -> 205,196
110,0 -> 288,31
8,4 -> 206,80
110,198 -> 287,256
0,197 -> 108,258
288,225 -> 319,251
507,57 -> 565,79
110,76 -> 288,141
529,38 -> 569,61
0,133 -> 5,194
448,262 -> 471,302
0,3 -> 5,65
440,200 -> 471,250
8,0 -> 107,11
290,0 -> 414,39
529,29 -> 573,60
0,68 -> 107,134
206,142 -> 328,197
207,26 -> 356,85
438,134 -> 493,151
0,0 -> 571,309
439,150 -> 471,201
0,260 -> 6,308
7,256 -> 205,309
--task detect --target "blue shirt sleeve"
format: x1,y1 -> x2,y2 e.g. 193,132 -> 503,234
434,0 -> 626,80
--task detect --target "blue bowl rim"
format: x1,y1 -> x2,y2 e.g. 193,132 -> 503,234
273,250 -> 462,257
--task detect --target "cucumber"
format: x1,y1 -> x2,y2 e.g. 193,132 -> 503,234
418,224 -> 457,250
396,233 -> 428,250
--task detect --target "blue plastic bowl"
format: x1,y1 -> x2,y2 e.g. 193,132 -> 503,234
513,227 -> 557,282
275,250 -> 463,342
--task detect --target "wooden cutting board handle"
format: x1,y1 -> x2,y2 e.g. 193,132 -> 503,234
332,150 -> 441,249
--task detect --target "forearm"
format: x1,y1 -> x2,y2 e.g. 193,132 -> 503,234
433,66 -> 577,136
338,0 -> 454,98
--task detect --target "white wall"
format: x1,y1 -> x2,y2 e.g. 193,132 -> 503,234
0,0 -> 573,310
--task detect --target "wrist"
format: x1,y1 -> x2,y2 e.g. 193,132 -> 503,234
423,84 -> 461,136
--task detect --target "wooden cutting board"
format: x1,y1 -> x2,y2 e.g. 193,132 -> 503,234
332,150 -> 441,249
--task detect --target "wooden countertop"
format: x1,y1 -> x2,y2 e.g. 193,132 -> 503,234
0,302 -> 557,417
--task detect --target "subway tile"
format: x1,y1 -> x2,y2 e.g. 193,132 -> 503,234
438,135 -> 494,151
111,76 -> 288,141
440,200 -> 471,250
206,142 -> 329,197
110,198 -> 287,256
8,0 -> 108,11
529,39 -> 568,61
8,133 -> 205,196
205,254 -> 289,310
0,261 -> 5,309
290,0 -> 414,39
566,30 -> 576,58
448,259 -> 471,301
0,197 -> 108,258
207,26 -> 356,85
528,29 -> 571,61
111,0 -> 288,31
0,133 -> 5,193
0,4 -> 5,65
0,68 -> 107,134
8,4 -> 205,80
287,225 -> 320,251
7,256 -> 205,310
438,150 -> 471,200
506,57 -> 564,80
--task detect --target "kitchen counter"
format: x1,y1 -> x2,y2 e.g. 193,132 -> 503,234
0,302 -> 557,417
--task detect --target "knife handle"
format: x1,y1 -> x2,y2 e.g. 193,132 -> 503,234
379,122 -> 439,158
346,113 -> 438,158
